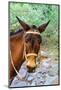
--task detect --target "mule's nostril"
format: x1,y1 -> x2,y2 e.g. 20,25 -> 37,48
27,65 -> 36,73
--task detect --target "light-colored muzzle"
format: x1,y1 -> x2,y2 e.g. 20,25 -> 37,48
24,52 -> 38,72
26,53 -> 37,68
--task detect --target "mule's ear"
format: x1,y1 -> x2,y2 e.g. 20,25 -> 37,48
16,16 -> 30,31
38,20 -> 50,33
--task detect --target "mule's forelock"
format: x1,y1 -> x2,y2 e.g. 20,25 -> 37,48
31,25 -> 37,29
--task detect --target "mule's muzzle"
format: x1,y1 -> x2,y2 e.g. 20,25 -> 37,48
26,53 -> 37,73
27,65 -> 36,73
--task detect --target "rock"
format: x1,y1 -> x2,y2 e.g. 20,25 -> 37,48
37,73 -> 42,78
10,77 -> 19,87
27,82 -> 31,86
19,68 -> 27,79
41,51 -> 49,57
16,81 -> 27,87
27,76 -> 34,82
11,81 -> 28,87
48,64 -> 58,76
44,75 -> 58,85
32,76 -> 45,85
42,58 -> 51,68
51,76 -> 58,84
39,57 -> 51,73
38,77 -> 45,84
31,81 -> 36,86
10,75 -> 28,87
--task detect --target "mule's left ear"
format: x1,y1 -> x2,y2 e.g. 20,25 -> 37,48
38,20 -> 50,33
16,16 -> 30,31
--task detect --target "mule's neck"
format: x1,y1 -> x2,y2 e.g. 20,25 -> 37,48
10,30 -> 24,40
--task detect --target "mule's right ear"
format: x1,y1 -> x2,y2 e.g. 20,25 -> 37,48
38,20 -> 50,33
16,16 -> 30,31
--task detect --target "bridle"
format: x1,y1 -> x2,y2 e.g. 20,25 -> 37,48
24,31 -> 41,61
10,31 -> 41,81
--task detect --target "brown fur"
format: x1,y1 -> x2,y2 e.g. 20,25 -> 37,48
9,30 -> 25,83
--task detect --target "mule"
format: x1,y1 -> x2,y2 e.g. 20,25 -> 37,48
9,16 -> 50,85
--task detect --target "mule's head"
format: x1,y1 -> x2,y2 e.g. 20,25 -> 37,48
16,16 -> 50,72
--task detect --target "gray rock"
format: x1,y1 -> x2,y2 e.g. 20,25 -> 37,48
11,81 -> 27,87
31,81 -> 36,86
41,51 -> 49,57
27,82 -> 31,86
27,76 -> 34,81
42,58 -> 51,68
11,77 -> 19,87
19,68 -> 27,78
48,64 -> 58,76
44,75 -> 58,85
36,72 -> 41,77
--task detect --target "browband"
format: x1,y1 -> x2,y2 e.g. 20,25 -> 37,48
25,31 -> 41,36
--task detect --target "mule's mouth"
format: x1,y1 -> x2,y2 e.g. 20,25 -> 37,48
27,65 -> 36,73
26,54 -> 37,73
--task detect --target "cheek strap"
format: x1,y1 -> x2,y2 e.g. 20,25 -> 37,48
24,42 -> 38,62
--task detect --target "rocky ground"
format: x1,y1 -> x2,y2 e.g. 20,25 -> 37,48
10,50 -> 59,87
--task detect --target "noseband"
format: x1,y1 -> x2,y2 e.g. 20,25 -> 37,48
10,31 -> 41,81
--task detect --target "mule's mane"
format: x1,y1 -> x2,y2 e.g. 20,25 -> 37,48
10,29 -> 23,36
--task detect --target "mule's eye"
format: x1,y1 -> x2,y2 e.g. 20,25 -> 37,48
25,39 -> 28,43
25,34 -> 31,43
38,39 -> 41,44
36,35 -> 42,44
25,37 -> 31,43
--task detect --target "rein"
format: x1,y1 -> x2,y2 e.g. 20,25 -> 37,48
10,50 -> 23,80
10,31 -> 41,81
